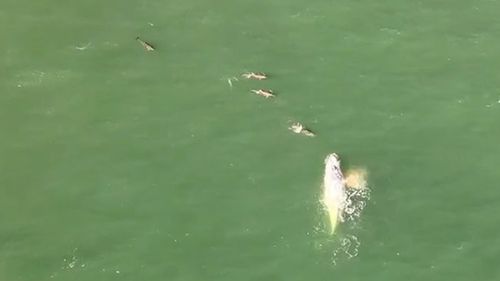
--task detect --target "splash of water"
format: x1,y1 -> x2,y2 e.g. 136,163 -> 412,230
315,164 -> 371,265
345,168 -> 368,190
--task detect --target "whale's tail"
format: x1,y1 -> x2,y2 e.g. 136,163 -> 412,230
327,205 -> 339,234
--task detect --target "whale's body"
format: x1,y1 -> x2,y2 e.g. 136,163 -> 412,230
323,153 -> 347,233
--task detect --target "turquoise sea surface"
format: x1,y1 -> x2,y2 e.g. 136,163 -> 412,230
1,0 -> 500,280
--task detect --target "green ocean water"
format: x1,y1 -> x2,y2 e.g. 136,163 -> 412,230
2,0 -> 500,280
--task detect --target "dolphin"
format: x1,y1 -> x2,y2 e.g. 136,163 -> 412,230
288,122 -> 316,137
251,89 -> 275,98
323,153 -> 347,234
136,37 -> 155,51
242,72 -> 268,80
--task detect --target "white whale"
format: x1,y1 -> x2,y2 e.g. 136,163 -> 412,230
323,153 -> 347,234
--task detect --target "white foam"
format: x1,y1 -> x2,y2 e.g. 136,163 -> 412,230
315,183 -> 371,265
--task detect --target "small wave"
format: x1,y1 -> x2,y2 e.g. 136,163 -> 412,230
74,42 -> 92,51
